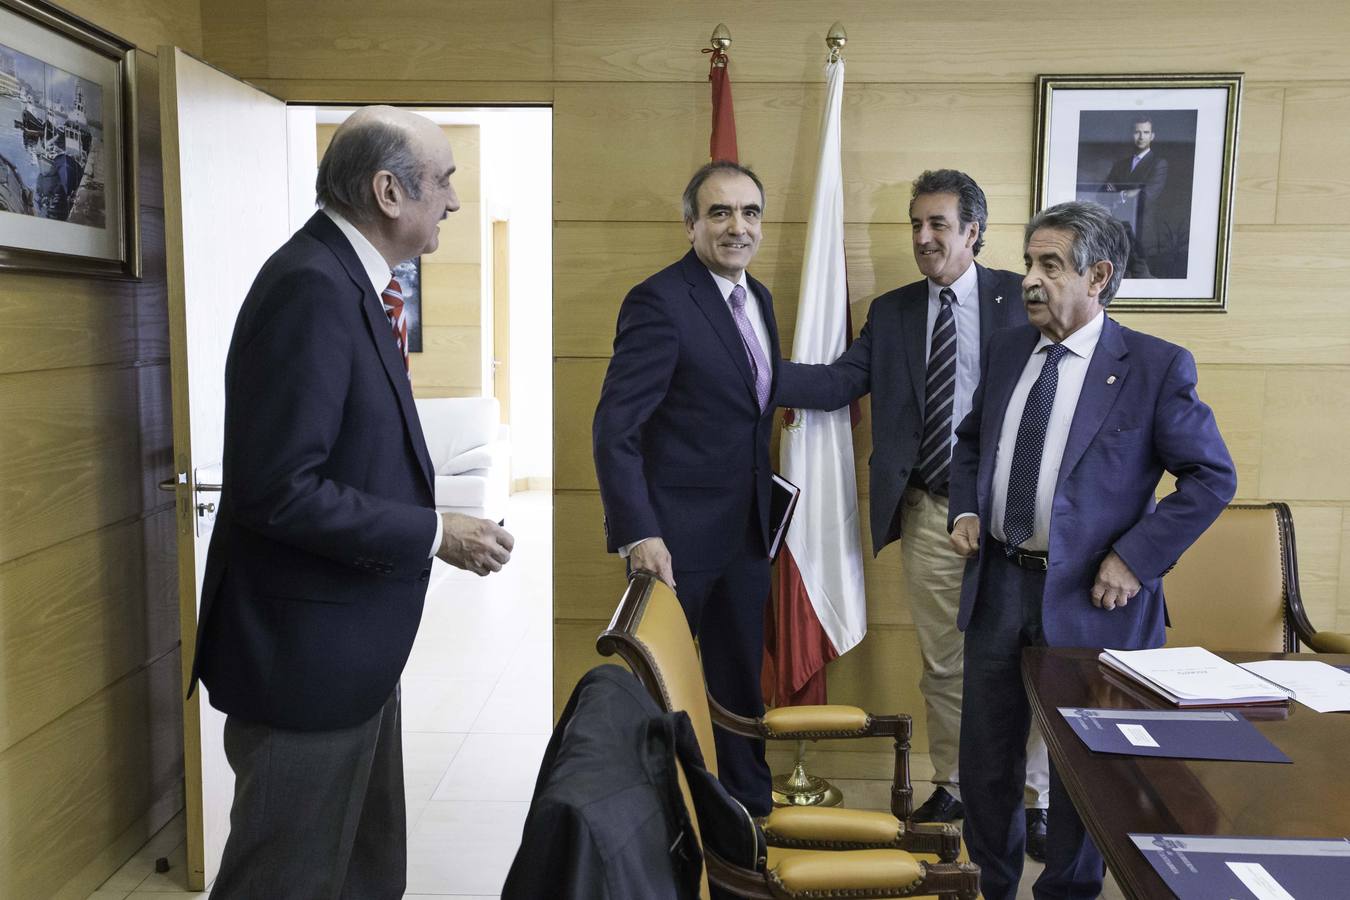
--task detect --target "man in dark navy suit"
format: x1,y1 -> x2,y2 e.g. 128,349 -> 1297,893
948,201 -> 1235,900
1102,118 -> 1169,277
776,170 -> 1051,853
193,106 -> 514,899
592,161 -> 780,815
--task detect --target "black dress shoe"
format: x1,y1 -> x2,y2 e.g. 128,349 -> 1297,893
1025,808 -> 1048,862
912,786 -> 964,822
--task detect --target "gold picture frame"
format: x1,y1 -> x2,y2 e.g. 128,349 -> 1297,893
0,0 -> 139,278
1033,73 -> 1242,312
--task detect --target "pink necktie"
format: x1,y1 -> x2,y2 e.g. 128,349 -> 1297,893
728,283 -> 771,412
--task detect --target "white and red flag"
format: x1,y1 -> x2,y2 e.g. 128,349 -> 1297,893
770,56 -> 866,706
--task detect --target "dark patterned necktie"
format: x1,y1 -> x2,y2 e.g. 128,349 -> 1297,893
1002,343 -> 1070,549
916,288 -> 957,493
381,277 -> 410,379
728,284 -> 771,412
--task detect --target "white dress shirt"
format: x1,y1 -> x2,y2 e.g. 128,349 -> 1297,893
989,311 -> 1106,552
322,208 -> 443,559
926,262 -> 981,454
620,266 -> 769,558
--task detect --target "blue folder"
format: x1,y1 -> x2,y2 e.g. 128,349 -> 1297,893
1131,834 -> 1350,899
1058,707 -> 1290,762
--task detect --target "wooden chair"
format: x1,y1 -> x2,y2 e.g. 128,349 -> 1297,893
1163,502 -> 1350,653
598,572 -> 979,900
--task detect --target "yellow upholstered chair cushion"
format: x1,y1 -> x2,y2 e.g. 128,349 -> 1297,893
762,704 -> 870,737
763,806 -> 902,846
767,847 -> 924,895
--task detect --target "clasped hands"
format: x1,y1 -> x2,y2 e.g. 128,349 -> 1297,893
437,512 -> 514,576
948,515 -> 1141,610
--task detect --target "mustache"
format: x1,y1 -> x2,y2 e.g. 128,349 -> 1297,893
1024,287 -> 1046,303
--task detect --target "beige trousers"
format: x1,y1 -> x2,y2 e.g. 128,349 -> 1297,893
900,487 -> 1049,808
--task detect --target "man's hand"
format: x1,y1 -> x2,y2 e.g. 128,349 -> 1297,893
436,512 -> 514,576
1091,550 -> 1141,610
950,516 -> 981,558
630,537 -> 675,588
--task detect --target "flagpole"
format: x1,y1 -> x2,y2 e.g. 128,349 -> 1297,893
770,20 -> 852,810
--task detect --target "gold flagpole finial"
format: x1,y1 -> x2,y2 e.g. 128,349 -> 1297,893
710,23 -> 732,52
826,22 -> 847,62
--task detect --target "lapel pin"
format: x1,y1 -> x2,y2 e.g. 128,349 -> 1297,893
994,295 -> 1003,304
1107,375 -> 1117,385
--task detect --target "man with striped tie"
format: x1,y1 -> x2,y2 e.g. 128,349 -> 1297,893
193,106 -> 514,898
776,169 -> 1051,850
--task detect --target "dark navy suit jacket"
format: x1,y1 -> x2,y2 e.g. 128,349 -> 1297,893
592,250 -> 779,571
192,211 -> 439,730
776,264 -> 1026,555
949,316 -> 1236,650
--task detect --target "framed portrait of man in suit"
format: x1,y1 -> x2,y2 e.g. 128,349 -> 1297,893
1033,73 -> 1242,312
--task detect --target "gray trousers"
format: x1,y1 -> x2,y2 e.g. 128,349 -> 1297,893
211,688 -> 406,900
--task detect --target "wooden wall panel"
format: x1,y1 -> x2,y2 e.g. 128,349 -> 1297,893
1289,505 -> 1345,632
59,0 -> 203,56
0,511 -> 177,752
553,1 -> 1350,84
0,651 -> 184,900
1276,84 -> 1350,224
1259,369 -> 1350,501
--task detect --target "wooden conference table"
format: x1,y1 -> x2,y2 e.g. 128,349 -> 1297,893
1022,647 -> 1350,900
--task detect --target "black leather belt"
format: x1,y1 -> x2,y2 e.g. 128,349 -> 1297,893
990,538 -> 1049,572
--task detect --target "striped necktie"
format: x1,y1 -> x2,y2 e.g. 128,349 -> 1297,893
916,288 -> 957,494
381,277 -> 410,378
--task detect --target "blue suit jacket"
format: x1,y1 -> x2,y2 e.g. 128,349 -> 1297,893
192,212 -> 439,730
776,264 -> 1026,555
949,316 -> 1236,650
592,250 -> 780,571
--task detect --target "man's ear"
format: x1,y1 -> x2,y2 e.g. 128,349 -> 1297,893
371,170 -> 402,219
1087,259 -> 1114,299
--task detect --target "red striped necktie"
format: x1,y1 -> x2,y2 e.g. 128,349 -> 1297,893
381,277 -> 410,378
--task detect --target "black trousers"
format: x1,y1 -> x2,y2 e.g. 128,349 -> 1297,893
671,523 -> 772,817
211,688 -> 406,900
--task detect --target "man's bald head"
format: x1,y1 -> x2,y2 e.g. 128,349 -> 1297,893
316,106 -> 440,224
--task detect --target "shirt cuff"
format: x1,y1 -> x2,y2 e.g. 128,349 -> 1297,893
429,509 -> 443,558
619,537 -> 653,559
952,512 -> 978,526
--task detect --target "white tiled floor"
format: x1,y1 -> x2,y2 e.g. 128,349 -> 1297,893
92,489 -> 1122,899
90,492 -> 554,899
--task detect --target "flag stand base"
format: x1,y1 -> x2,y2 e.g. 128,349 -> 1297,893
771,741 -> 843,808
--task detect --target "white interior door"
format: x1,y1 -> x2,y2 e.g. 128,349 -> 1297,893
159,46 -> 292,891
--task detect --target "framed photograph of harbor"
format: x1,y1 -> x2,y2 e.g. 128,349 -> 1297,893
1032,74 -> 1242,312
0,0 -> 138,277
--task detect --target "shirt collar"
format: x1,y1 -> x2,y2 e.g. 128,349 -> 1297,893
1134,148 -> 1151,161
707,267 -> 750,303
1035,309 -> 1106,359
323,207 -> 393,297
927,261 -> 978,306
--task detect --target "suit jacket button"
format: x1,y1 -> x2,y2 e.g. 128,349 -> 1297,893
420,568 -> 431,581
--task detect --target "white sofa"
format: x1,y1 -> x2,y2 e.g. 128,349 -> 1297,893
415,397 -> 511,523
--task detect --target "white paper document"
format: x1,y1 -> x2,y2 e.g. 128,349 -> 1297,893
1240,659 -> 1350,712
1099,646 -> 1292,706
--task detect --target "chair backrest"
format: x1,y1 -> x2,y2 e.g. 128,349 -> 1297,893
1163,502 -> 1303,653
597,574 -> 718,900
597,574 -> 719,776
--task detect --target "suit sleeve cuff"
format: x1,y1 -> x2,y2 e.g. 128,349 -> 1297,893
429,509 -> 443,559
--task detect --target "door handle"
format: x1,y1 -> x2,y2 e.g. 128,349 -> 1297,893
159,477 -> 223,493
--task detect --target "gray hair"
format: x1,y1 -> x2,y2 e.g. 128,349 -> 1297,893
316,118 -> 425,222
911,169 -> 988,256
682,161 -> 765,224
1025,201 -> 1130,305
